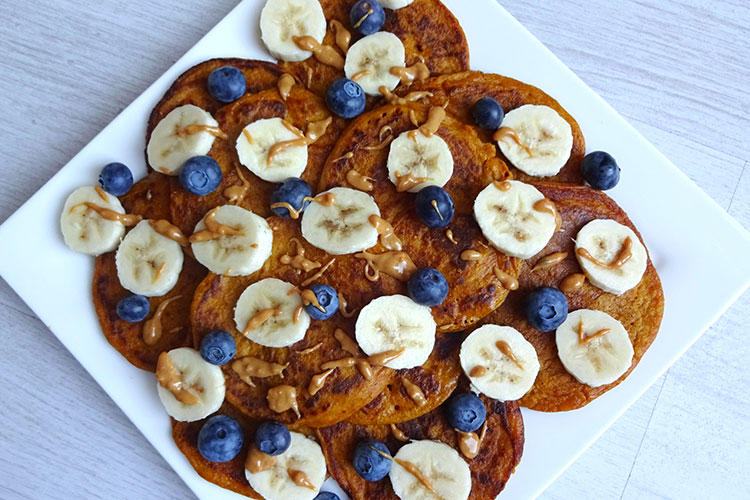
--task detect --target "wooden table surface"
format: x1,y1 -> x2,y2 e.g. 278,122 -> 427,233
1,0 -> 748,499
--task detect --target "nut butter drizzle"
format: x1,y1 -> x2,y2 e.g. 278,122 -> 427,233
299,342 -> 322,355
395,459 -> 435,493
417,106 -> 446,138
267,117 -> 332,165
496,340 -> 524,370
369,215 -> 403,250
267,384 -> 300,417
355,249 -> 416,282
337,293 -> 356,318
456,422 -> 488,459
493,127 -> 533,157
94,185 -> 109,201
246,446 -> 276,474
346,169 -> 374,191
445,229 -> 458,245
70,202 -> 142,226
142,295 -> 182,345
363,126 -> 394,151
292,36 -> 345,69
189,207 -> 244,242
430,200 -> 444,221
232,356 -> 288,387
334,151 -> 354,163
394,172 -> 432,192
367,348 -> 405,366
242,307 -> 283,335
293,305 -> 304,324
156,352 -> 199,404
460,249 -> 482,261
532,198 -> 562,232
300,258 -> 336,287
277,73 -> 296,101
335,328 -> 361,356
379,86 -> 433,106
270,192 -> 337,220
224,166 -> 251,204
390,62 -> 430,85
560,273 -> 586,292
177,124 -> 228,140
149,220 -> 189,247
390,424 -> 409,442
351,69 -> 372,82
287,469 -> 315,490
321,357 -> 373,380
402,377 -> 427,407
280,238 -> 321,273
329,19 -> 351,54
352,6 -> 374,28
493,180 -> 512,192
577,317 -> 611,344
493,260 -> 519,290
532,251 -> 568,271
469,365 -> 488,378
301,288 -> 326,312
308,368 -> 335,396
577,237 -> 633,269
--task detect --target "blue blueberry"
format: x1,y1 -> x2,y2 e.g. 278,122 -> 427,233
414,186 -> 454,228
445,393 -> 486,432
408,268 -> 449,306
197,415 -> 244,463
179,156 -> 222,195
207,66 -> 247,103
270,177 -> 312,218
303,284 -> 339,320
313,493 -> 340,500
472,97 -> 504,130
352,439 -> 391,482
116,294 -> 150,323
325,78 -> 366,119
524,286 -> 568,332
581,151 -> 620,190
200,330 -> 236,365
99,162 -> 134,196
255,421 -> 291,456
350,0 -> 386,36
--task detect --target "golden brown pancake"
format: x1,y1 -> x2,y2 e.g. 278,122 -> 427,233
403,71 -> 586,183
318,395 -> 524,500
281,0 -> 470,96
480,183 -> 664,411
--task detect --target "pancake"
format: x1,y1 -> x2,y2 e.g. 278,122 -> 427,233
403,71 -> 586,183
318,395 -> 524,500
480,183 -> 664,412
281,0 -> 470,96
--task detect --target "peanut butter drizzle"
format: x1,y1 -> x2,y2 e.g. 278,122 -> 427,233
277,73 -> 296,101
351,69 -> 372,82
301,288 -> 326,312
533,198 -> 562,232
394,171 -> 432,192
293,305 -> 304,324
224,166 -> 251,204
71,202 -> 142,226
268,117 -> 332,165
363,135 -> 394,151
152,262 -> 167,284
379,86 -> 433,106
280,238 -> 321,273
246,446 -> 276,474
532,251 -> 568,271
292,36 -> 345,69
445,229 -> 458,245
456,430 -> 481,459
299,342 -> 322,355
389,62 -> 430,85
334,151 -> 354,162
189,207 -> 244,242
494,127 -> 533,156
309,192 -> 336,206
409,109 -> 420,127
493,265 -> 519,290
428,200 -> 444,221
270,201 -> 304,219
390,424 -> 409,442
402,377 -> 427,407
321,357 -> 373,380
177,123 -> 228,140
418,106 -> 446,137
496,340 -> 524,370
300,258 -> 336,287
369,214 -> 403,251
460,249 -> 482,261
395,459 -> 435,493
287,469 -> 316,490
232,356 -> 288,387
469,365 -> 488,378
493,180 -> 512,192
142,295 -> 182,345
330,19 -> 351,54
337,293 -> 355,318
308,368 -> 335,396
267,385 -> 300,418
352,6 -> 374,28
243,307 -> 283,334
560,273 -> 586,292
576,317 -> 611,344
335,328 -> 361,355
156,352 -> 199,405
366,348 -> 405,367
355,249 -> 417,282
148,219 -> 189,247
577,237 -> 633,269
346,169 -> 374,192
94,185 -> 109,201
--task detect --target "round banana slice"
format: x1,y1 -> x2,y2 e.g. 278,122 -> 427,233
260,0 -> 326,62
556,309 -> 634,387
60,186 -> 126,256
245,432 -> 326,500
146,104 -> 220,175
355,295 -> 436,370
191,205 -> 273,276
575,219 -> 648,295
156,347 -> 226,422
300,187 -> 380,255
115,220 -> 183,296
390,440 -> 472,500
344,32 -> 406,96
387,130 -> 454,193
380,0 -> 414,8
234,278 -> 310,348
236,117 -> 309,183
497,104 -> 573,177
473,180 -> 557,259
460,324 -> 540,401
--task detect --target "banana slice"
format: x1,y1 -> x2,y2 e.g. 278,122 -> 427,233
236,117 -> 309,183
191,205 -> 273,276
380,0 -> 415,9
245,431 -> 326,500
574,219 -> 648,295
473,180 -> 557,259
300,187 -> 380,255
60,186 -> 126,255
344,32 -> 406,96
460,324 -> 540,401
260,0 -> 326,62
556,309 -> 634,387
389,440 -> 472,500
234,278 -> 310,348
387,131 -> 454,193
355,295 -> 436,370
115,220 -> 183,296
156,348 -> 226,422
146,104 -> 220,175
496,104 -> 573,177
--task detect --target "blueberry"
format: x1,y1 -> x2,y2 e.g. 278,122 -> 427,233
445,393 -> 486,432
304,284 -> 339,320
255,421 -> 291,456
197,415 -> 244,463
270,177 -> 312,218
352,439 -> 391,482
472,97 -> 504,130
116,294 -> 150,323
99,162 -> 134,196
414,186 -> 454,228
581,151 -> 620,190
313,493 -> 340,500
408,268 -> 449,306
207,66 -> 247,103
524,286 -> 568,332
179,156 -> 222,195
325,78 -> 366,119
350,0 -> 386,36
200,330 -> 236,365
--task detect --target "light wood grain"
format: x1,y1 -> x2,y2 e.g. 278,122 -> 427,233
0,0 -> 748,499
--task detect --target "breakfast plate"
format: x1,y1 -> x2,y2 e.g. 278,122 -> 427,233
1,0 -> 749,499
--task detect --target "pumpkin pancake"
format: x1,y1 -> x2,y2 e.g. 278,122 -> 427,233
403,71 -> 586,183
281,0 -> 469,97
318,395 -> 524,500
481,183 -> 664,412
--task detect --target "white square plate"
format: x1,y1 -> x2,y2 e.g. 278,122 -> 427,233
1,0 -> 749,499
